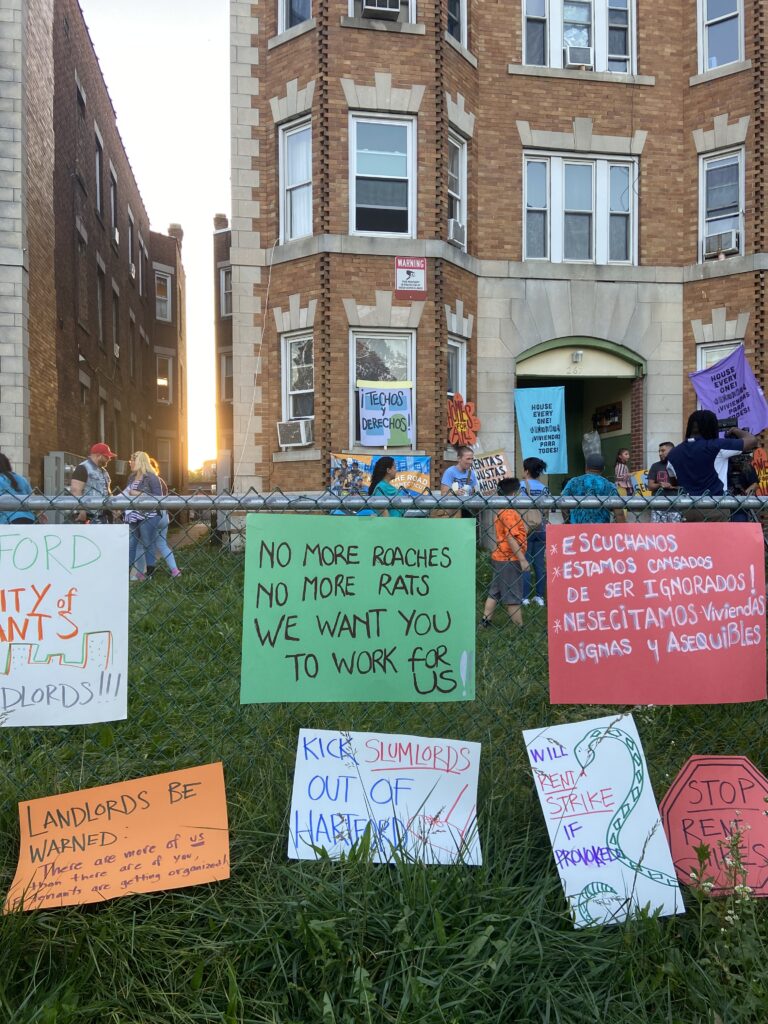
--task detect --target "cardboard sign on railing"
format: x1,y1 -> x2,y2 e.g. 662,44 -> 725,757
4,763 -> 230,912
0,525 -> 129,727
240,515 -> 476,703
547,523 -> 767,705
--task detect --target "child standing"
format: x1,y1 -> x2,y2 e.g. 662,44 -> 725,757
479,478 -> 529,628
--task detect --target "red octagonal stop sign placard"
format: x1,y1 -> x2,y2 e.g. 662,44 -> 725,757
660,755 -> 768,895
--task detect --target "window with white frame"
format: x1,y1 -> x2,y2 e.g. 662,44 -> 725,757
220,267 -> 233,317
447,0 -> 466,46
95,136 -> 103,216
696,340 -> 741,371
111,289 -> 119,356
447,133 -> 467,245
279,120 -> 312,242
523,0 -> 634,73
349,0 -> 417,22
700,149 -> 743,260
351,331 -> 414,444
127,210 -> 135,270
109,171 -> 118,233
155,271 -> 172,321
447,338 -> 466,399
699,0 -> 742,73
282,334 -> 314,420
156,355 -> 173,404
524,0 -> 547,64
351,116 -> 415,236
524,154 -> 636,264
279,0 -> 311,33
220,352 -> 233,403
96,267 -> 105,347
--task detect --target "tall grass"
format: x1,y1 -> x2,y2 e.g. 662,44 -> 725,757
0,542 -> 766,1023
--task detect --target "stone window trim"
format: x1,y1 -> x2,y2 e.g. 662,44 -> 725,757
268,17 -> 316,50
341,16 -> 426,34
445,300 -> 474,339
508,63 -> 654,85
79,369 -> 91,389
691,308 -> 750,346
272,293 -> 318,333
692,113 -> 750,155
270,79 -> 315,125
517,116 -> 647,155
75,217 -> 88,244
446,91 -> 476,139
341,73 -> 425,114
343,291 -> 425,328
689,57 -> 751,87
75,70 -> 86,107
444,31 -> 478,67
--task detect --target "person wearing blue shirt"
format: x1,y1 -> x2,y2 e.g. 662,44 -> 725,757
0,452 -> 34,524
520,456 -> 549,606
561,454 -> 626,525
440,445 -> 478,496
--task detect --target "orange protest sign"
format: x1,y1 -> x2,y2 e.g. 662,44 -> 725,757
4,763 -> 229,912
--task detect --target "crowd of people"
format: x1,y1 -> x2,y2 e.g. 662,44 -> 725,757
475,409 -> 763,629
0,441 -> 181,581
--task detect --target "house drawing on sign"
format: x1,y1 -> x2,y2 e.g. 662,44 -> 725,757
1,631 -> 113,676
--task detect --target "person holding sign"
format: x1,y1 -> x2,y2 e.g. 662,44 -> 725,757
479,478 -> 529,629
561,454 -> 626,524
368,456 -> 403,518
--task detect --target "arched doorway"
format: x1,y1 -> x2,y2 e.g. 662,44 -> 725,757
515,337 -> 646,491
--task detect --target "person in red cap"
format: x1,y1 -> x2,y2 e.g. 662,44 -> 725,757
70,442 -> 117,523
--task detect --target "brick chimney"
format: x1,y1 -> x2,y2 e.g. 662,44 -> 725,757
167,223 -> 184,246
213,213 -> 229,231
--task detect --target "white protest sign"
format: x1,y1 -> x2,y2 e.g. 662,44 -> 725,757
523,714 -> 684,927
472,450 -> 511,497
358,383 -> 414,447
0,525 -> 129,726
289,729 -> 482,865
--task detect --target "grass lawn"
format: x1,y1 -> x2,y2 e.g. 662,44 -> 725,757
1,539 -> 767,1023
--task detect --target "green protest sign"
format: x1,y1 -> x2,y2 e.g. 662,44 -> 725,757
240,515 -> 476,703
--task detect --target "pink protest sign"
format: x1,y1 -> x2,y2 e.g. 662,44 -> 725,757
547,523 -> 766,705
660,755 -> 768,896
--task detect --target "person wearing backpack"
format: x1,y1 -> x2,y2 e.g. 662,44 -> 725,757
520,457 -> 548,607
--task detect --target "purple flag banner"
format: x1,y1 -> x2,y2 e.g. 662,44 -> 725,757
688,345 -> 768,434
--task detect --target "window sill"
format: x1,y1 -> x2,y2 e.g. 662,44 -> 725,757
340,16 -> 425,34
273,447 -> 322,463
444,32 -> 478,68
689,58 -> 751,87
267,18 -> 316,50
347,447 -> 427,456
508,63 -> 655,86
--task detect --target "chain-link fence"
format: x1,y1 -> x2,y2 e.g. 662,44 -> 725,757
0,491 -> 767,1021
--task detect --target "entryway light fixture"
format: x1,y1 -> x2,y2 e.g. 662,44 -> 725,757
571,350 -> 584,363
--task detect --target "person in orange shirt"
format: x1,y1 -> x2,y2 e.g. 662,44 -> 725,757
479,477 -> 530,629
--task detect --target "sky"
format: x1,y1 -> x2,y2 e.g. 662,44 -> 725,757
79,0 -> 230,470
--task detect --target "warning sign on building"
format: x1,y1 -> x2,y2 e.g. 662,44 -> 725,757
394,257 -> 427,301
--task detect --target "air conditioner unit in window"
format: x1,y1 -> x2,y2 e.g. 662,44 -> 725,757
704,229 -> 739,259
563,45 -> 593,68
277,418 -> 314,448
129,262 -> 136,280
448,219 -> 466,247
111,226 -> 120,245
361,0 -> 400,19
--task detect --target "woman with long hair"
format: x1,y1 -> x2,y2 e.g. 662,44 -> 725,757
0,452 -> 34,525
520,456 -> 549,607
368,456 -> 403,517
125,451 -> 162,579
144,457 -> 181,577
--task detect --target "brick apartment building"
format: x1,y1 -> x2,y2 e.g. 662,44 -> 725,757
213,213 -> 233,480
0,0 -> 186,488
225,0 -> 765,492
